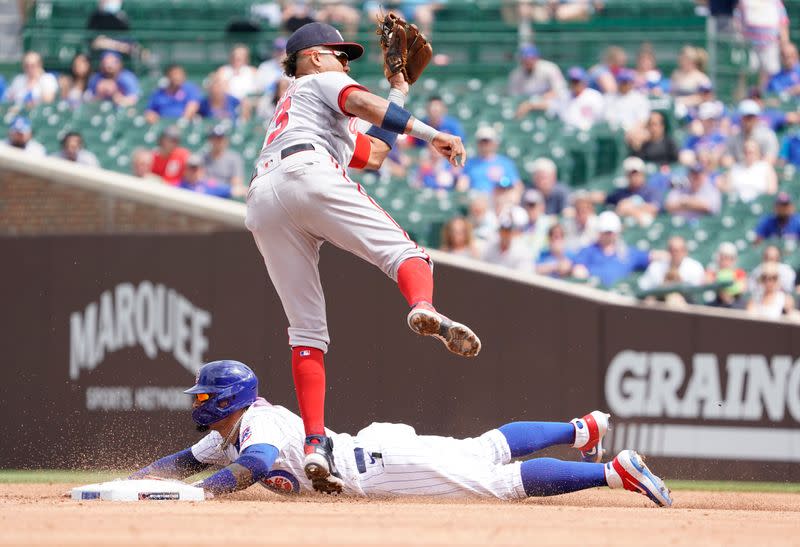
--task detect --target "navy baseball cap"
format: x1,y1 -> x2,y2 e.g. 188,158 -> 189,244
9,116 -> 31,133
567,67 -> 587,82
286,22 -> 364,60
776,192 -> 792,205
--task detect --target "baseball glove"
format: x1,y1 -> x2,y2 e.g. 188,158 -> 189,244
377,13 -> 433,85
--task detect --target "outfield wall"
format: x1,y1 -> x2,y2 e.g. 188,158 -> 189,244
2,147 -> 799,481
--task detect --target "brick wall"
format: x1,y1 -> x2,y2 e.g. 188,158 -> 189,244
0,168 -> 228,235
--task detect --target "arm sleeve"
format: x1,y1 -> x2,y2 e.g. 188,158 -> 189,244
755,216 -> 770,238
129,448 -> 210,480
198,443 -> 279,496
145,91 -> 158,112
634,250 -> 651,271
309,72 -> 367,116
348,132 -> 372,169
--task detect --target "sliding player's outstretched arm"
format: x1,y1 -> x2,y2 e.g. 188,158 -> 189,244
129,448 -> 210,480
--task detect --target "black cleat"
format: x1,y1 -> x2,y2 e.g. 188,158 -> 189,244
303,435 -> 344,494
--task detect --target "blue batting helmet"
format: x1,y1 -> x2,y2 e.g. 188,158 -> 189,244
184,360 -> 258,426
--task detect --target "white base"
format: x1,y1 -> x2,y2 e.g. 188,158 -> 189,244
71,479 -> 205,502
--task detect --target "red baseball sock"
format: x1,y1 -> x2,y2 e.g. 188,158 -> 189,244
291,346 -> 326,438
397,258 -> 434,307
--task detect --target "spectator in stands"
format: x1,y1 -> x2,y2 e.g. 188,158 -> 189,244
571,211 -> 651,287
440,216 -> 481,259
719,138 -> 778,202
734,0 -> 790,83
482,207 -> 534,274
459,126 -> 521,194
256,38 -> 288,96
199,72 -> 243,121
605,157 -> 660,226
536,223 -> 575,279
0,76 -> 5,101
550,67 -> 605,131
767,42 -> 800,96
218,45 -> 259,101
365,1 -> 444,37
633,43 -> 668,96
741,87 -> 796,131
682,101 -> 727,169
2,116 -> 46,155
665,164 -> 721,221
202,126 -> 246,198
415,143 -> 462,190
562,190 -> 599,252
282,2 -> 316,33
55,131 -> 99,166
724,100 -> 779,166
150,126 -> 190,186
747,262 -> 796,319
415,96 -> 464,147
316,1 -> 360,38
670,46 -> 711,107
638,235 -> 705,292
130,147 -> 162,181
58,53 -> 91,107
529,0 -> 604,23
604,69 -> 650,132
144,65 -> 201,124
518,189 -> 552,261
706,241 -> 748,309
87,51 -> 139,107
257,77 -> 291,120
3,51 -> 58,106
468,194 -> 498,244
511,45 -> 567,118
179,154 -> 233,198
755,192 -> 800,242
530,158 -> 569,215
748,244 -> 797,295
627,112 -> 679,165
87,0 -> 130,31
589,46 -> 627,95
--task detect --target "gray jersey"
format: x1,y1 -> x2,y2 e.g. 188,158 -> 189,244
259,71 -> 365,166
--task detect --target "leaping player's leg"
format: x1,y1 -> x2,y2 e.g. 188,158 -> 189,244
311,162 -> 480,357
246,176 -> 343,494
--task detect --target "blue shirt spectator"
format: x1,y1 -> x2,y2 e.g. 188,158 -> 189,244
572,211 -> 650,287
87,51 -> 139,106
414,95 -> 464,147
755,192 -> 800,241
460,126 -> 520,193
0,76 -> 5,101
199,73 -> 241,121
780,132 -> 800,166
145,65 -> 201,122
179,155 -> 232,198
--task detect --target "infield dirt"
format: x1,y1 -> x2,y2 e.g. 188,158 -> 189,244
1,483 -> 798,546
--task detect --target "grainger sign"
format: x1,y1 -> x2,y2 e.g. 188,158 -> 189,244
604,351 -> 800,463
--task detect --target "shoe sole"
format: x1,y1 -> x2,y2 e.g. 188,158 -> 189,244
407,308 -> 481,357
581,412 -> 611,463
614,450 -> 673,507
304,454 -> 344,494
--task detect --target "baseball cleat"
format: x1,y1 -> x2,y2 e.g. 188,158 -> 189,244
571,410 -> 611,463
605,450 -> 673,507
407,302 -> 481,357
303,435 -> 344,494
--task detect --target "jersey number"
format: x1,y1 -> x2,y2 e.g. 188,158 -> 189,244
266,96 -> 292,145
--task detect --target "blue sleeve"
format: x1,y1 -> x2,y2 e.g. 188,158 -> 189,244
755,216 -> 771,238
573,246 -> 591,266
186,82 -> 201,102
129,448 -> 209,479
198,97 -> 210,117
87,74 -> 100,94
633,249 -> 650,271
199,443 -> 278,495
119,71 -> 140,96
146,91 -> 159,112
780,137 -> 790,160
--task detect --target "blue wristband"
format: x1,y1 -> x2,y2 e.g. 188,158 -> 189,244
380,102 -> 412,134
366,125 -> 398,148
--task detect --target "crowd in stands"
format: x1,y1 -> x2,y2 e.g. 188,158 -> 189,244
2,0 -> 800,321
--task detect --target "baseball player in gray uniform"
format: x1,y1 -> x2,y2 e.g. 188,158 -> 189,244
131,361 -> 672,507
244,22 -> 481,493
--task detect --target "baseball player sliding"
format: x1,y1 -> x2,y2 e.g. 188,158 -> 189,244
130,361 -> 672,507
245,21 -> 480,493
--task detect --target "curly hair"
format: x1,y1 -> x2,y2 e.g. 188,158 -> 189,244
282,52 -> 298,77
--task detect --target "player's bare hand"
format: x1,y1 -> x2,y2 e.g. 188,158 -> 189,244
388,72 -> 409,96
432,133 -> 466,167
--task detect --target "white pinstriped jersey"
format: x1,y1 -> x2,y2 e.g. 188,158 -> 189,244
190,399 -> 525,499
259,71 -> 364,167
